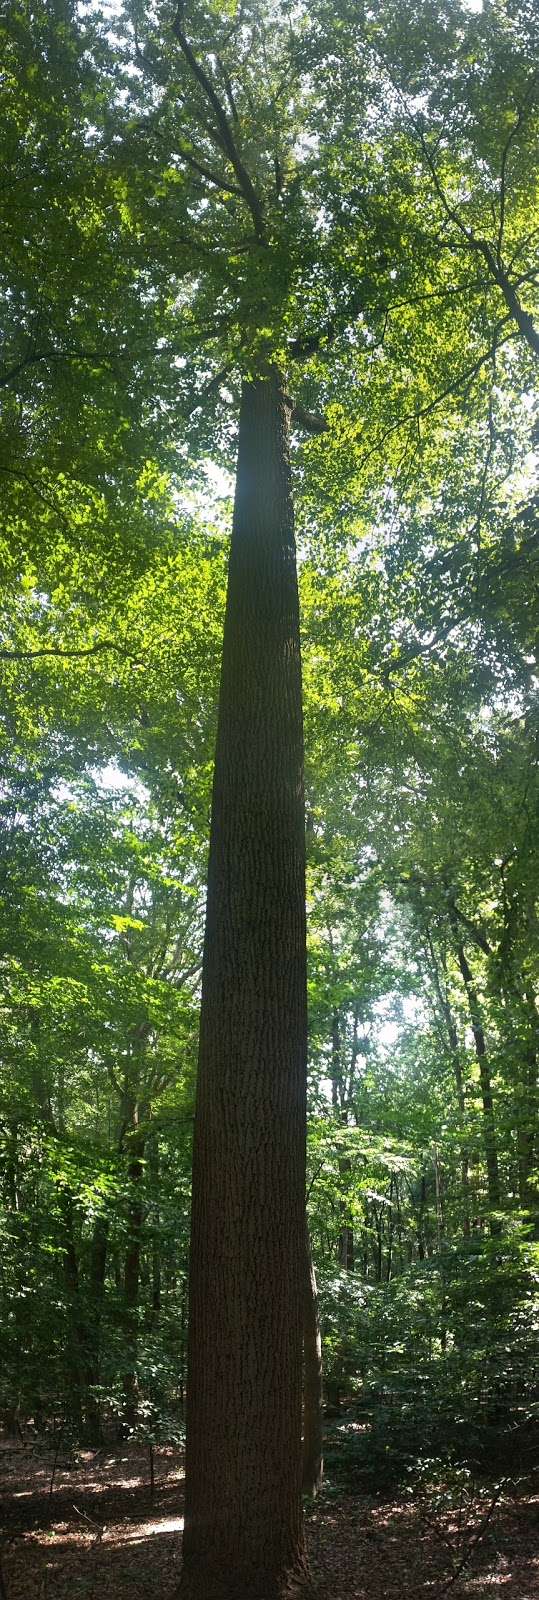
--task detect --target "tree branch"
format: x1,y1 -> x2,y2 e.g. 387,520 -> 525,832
0,640 -> 142,664
450,901 -> 492,959
0,344 -> 131,390
171,13 -> 266,243
288,399 -> 328,436
177,143 -> 244,198
419,128 -> 539,359
355,321 -> 515,477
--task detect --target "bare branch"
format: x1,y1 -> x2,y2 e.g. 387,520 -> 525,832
182,362 -> 232,419
216,56 -> 240,125
0,344 -> 130,390
171,13 -> 266,243
0,639 -> 142,665
177,143 -> 243,198
288,399 -> 328,436
450,901 -> 492,959
497,76 -> 538,264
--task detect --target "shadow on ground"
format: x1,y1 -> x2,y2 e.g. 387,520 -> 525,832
1,1440 -> 537,1600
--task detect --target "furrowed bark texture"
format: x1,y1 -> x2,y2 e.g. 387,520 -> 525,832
179,370 -> 311,1600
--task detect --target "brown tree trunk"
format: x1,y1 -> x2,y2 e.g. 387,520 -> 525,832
58,1190 -> 84,1434
302,1224 -> 323,1497
386,1175 -> 394,1282
331,1010 -> 354,1270
179,370 -> 311,1600
425,926 -> 471,1236
416,1175 -> 426,1261
455,941 -> 502,1235
123,1126 -> 145,1431
517,988 -> 538,1225
84,1213 -> 109,1444
149,1134 -> 162,1322
374,1207 -> 383,1281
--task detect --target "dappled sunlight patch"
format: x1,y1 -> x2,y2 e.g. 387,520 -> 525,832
3,1447 -> 538,1600
108,1513 -> 185,1542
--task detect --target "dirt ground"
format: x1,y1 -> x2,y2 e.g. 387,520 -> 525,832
1,1439 -> 538,1599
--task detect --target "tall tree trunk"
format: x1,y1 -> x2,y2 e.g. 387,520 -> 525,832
386,1175 -> 394,1282
455,941 -> 501,1235
179,369 -> 311,1600
302,1223 -> 323,1497
424,927 -> 471,1236
434,1148 -> 448,1352
84,1213 -> 109,1444
416,1175 -> 426,1261
374,1206 -> 383,1281
331,1009 -> 354,1270
58,1190 -> 84,1434
517,988 -> 538,1226
123,1125 -> 145,1431
149,1133 -> 162,1323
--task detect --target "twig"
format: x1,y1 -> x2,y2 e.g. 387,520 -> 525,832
72,1503 -> 105,1539
433,1482 -> 507,1598
306,1160 -> 326,1202
48,1422 -> 64,1501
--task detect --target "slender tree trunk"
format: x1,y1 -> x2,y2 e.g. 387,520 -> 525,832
123,1126 -> 145,1431
517,988 -> 538,1226
331,1010 -> 354,1270
416,1175 -> 426,1262
452,1046 -> 472,1238
84,1212 -> 109,1443
58,1190 -> 84,1434
455,941 -> 502,1235
302,1223 -> 323,1497
179,369 -> 311,1600
374,1207 -> 383,1281
385,1174 -> 394,1282
434,1147 -> 444,1250
179,1273 -> 187,1406
424,926 -> 471,1236
149,1134 -> 162,1322
434,1148 -> 448,1352
362,1205 -> 370,1277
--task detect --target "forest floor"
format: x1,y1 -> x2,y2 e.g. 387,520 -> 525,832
1,1438 -> 538,1600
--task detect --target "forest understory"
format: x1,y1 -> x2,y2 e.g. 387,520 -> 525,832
2,1438 -> 537,1600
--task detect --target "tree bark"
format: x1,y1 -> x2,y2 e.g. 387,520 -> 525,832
84,1212 -> 109,1443
179,369 -> 311,1600
302,1224 -> 323,1497
424,927 -> 471,1236
455,941 -> 502,1235
416,1175 -> 426,1261
149,1133 -> 162,1320
331,1009 -> 354,1270
123,1125 -> 145,1431
517,987 -> 538,1225
386,1174 -> 394,1281
58,1189 -> 84,1434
